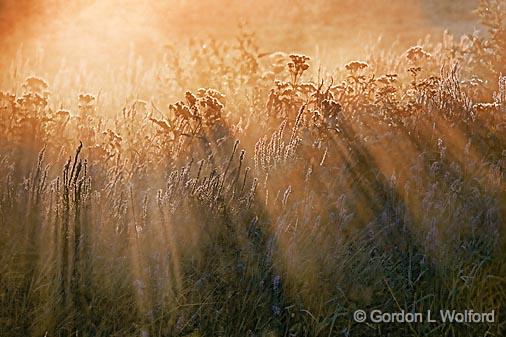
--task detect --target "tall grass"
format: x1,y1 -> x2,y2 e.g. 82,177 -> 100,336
0,1 -> 505,336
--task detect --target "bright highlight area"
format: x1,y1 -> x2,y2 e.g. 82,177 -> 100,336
0,1 -> 504,337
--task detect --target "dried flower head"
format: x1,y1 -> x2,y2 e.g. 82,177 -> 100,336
406,46 -> 431,63
22,77 -> 49,94
345,61 -> 368,73
56,109 -> 70,118
287,54 -> 311,84
78,93 -> 96,108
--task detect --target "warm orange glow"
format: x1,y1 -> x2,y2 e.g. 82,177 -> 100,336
1,1 -> 504,336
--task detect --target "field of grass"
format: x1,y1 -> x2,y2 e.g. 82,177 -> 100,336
0,1 -> 505,336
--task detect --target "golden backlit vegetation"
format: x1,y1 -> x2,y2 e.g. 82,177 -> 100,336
0,0 -> 505,336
